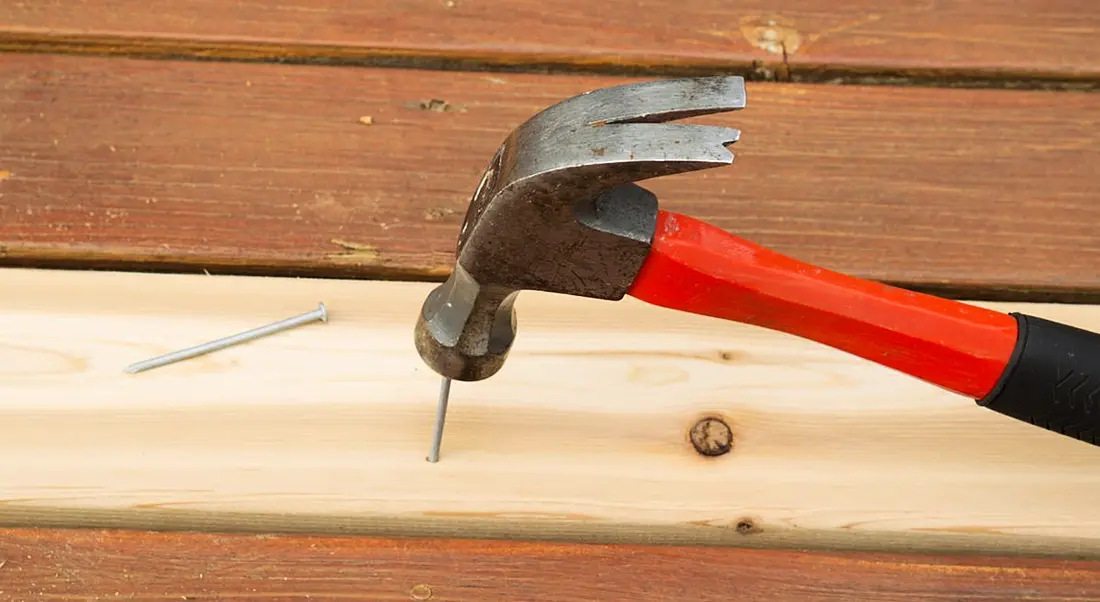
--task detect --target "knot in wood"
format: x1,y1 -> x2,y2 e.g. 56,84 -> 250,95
689,417 -> 733,457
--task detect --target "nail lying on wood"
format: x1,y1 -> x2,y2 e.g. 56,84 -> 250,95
124,302 -> 328,374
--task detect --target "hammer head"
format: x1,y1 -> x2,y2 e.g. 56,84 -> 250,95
415,76 -> 746,381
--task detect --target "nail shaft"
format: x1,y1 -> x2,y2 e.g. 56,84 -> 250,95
427,376 -> 451,463
124,302 -> 328,374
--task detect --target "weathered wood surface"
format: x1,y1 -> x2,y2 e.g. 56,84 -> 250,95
2,528 -> 1100,602
3,54 -> 1100,298
2,1 -> 1098,83
3,267 -> 1100,557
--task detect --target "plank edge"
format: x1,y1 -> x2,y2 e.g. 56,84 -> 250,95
4,30 -> 1100,90
4,505 -> 1100,560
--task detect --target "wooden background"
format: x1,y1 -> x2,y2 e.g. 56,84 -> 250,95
3,1 -> 1100,600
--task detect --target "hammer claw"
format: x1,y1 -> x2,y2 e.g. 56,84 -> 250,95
585,122 -> 740,165
529,76 -> 746,131
586,76 -> 747,125
527,123 -> 741,185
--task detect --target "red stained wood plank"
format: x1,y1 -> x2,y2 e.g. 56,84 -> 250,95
2,1 -> 1099,83
1,528 -> 1099,601
2,54 -> 1100,297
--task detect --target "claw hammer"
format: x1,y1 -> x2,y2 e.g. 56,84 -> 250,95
414,75 -> 1100,460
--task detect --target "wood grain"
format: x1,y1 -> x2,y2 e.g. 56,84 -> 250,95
2,267 -> 1100,557
2,1 -> 1099,83
3,54 -> 1100,298
2,528 -> 1100,602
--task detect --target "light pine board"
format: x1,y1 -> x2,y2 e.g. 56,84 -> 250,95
2,267 -> 1100,557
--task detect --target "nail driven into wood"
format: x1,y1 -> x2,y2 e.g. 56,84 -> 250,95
124,302 -> 328,374
427,377 -> 451,463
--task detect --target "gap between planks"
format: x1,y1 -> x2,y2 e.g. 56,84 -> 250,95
2,267 -> 1100,558
3,33 -> 1098,92
3,0 -> 1100,88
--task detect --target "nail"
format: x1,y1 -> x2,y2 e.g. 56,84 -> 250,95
124,302 -> 328,374
427,376 -> 452,463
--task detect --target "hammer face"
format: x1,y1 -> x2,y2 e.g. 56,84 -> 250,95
415,76 -> 747,381
414,264 -> 519,381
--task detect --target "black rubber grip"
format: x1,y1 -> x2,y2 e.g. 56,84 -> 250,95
978,313 -> 1100,446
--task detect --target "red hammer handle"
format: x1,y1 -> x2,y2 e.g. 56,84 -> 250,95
628,210 -> 1016,398
629,211 -> 1100,446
